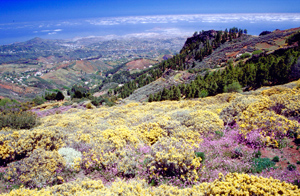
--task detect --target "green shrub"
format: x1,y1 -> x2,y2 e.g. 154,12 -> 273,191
272,156 -> 280,162
239,53 -> 251,60
287,164 -> 297,171
251,157 -> 276,173
32,96 -> 45,105
0,98 -> 19,107
199,89 -> 209,98
254,150 -> 262,158
253,50 -> 263,55
296,161 -> 300,165
223,81 -> 242,93
215,131 -> 224,138
55,91 -> 65,101
195,152 -> 206,162
0,111 -> 37,129
232,147 -> 243,159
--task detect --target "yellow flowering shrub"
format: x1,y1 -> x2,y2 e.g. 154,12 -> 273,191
146,137 -> 201,184
3,173 -> 300,195
184,110 -> 224,134
206,173 -> 300,196
269,91 -> 300,121
101,127 -> 140,150
135,122 -> 167,145
0,128 -> 64,164
4,148 -> 66,188
220,95 -> 259,124
2,83 -> 300,195
237,96 -> 300,141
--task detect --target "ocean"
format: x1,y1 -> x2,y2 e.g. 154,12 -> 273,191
0,13 -> 299,45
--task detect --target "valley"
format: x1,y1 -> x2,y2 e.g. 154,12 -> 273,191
0,36 -> 186,101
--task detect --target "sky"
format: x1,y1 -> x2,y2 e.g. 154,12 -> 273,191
0,0 -> 300,45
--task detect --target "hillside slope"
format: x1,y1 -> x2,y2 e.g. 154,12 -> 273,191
1,80 -> 300,195
122,27 -> 300,102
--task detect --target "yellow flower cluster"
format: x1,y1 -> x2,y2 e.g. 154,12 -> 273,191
3,173 -> 300,196
205,173 -> 300,196
147,137 -> 201,183
135,122 -> 167,145
0,128 -> 64,162
101,127 -> 140,149
238,95 -> 300,141
4,148 -> 66,188
185,110 -> 224,134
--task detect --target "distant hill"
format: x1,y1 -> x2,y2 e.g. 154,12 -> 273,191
125,59 -> 158,71
111,27 -> 300,102
0,36 -> 186,101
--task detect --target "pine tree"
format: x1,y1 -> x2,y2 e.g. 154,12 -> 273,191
148,94 -> 153,102
174,86 -> 181,101
161,88 -> 170,101
55,91 -> 64,101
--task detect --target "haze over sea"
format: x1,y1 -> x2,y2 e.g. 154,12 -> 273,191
1,13 -> 300,45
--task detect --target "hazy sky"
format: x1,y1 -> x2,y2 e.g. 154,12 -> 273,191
0,0 -> 300,45
1,0 -> 300,23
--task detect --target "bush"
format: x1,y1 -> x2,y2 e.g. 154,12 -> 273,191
287,164 -> 297,171
254,150 -> 262,158
251,157 -> 276,173
223,81 -> 242,93
199,89 -> 209,98
259,31 -> 272,36
55,91 -> 64,101
195,152 -> 205,162
272,156 -> 280,162
0,128 -> 64,165
4,148 -> 66,188
184,110 -> 224,134
32,96 -> 45,105
58,147 -> 82,170
252,50 -> 263,55
215,130 -> 224,138
0,111 -> 37,129
239,53 -> 251,60
146,137 -> 202,184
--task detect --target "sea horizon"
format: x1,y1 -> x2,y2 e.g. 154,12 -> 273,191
1,13 -> 300,45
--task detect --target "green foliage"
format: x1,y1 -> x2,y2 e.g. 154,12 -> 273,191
199,89 -> 209,98
251,157 -> 276,173
254,150 -> 262,158
252,50 -> 263,55
287,164 -> 297,171
0,111 -> 37,129
32,96 -> 45,105
272,156 -> 280,162
91,96 -> 105,106
286,31 -> 300,45
55,91 -> 65,101
214,130 -> 224,138
296,161 -> 300,165
238,53 -> 251,60
44,91 -> 64,101
148,94 -> 154,102
195,152 -> 206,162
223,81 -> 242,93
